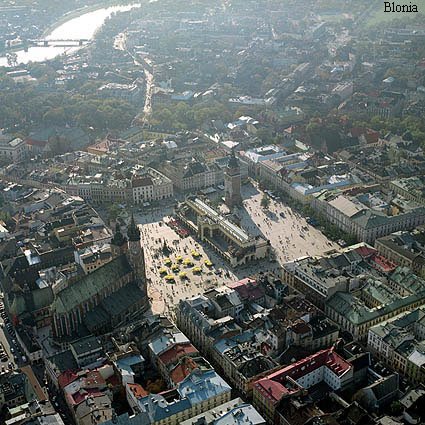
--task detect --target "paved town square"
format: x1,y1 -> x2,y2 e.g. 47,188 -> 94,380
137,182 -> 338,315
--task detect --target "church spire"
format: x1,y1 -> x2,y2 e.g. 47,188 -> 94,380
127,214 -> 140,242
227,147 -> 239,169
111,222 -> 126,247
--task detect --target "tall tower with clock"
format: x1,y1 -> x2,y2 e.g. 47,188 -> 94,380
127,214 -> 147,294
224,149 -> 242,207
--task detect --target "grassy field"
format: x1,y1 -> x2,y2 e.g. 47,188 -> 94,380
366,0 -> 425,26
318,13 -> 353,22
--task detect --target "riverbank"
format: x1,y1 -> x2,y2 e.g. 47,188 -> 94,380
41,0 -> 139,38
0,1 -> 142,64
0,0 -> 139,56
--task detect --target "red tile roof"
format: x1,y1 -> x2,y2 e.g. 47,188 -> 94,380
25,138 -> 47,147
127,383 -> 148,399
58,369 -> 80,389
254,349 -> 351,405
356,245 -> 376,258
363,129 -> 379,143
226,278 -> 265,302
370,254 -> 396,272
290,320 -> 311,335
169,356 -> 199,385
158,343 -> 198,366
67,389 -> 103,406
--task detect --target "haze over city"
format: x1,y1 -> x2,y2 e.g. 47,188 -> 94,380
0,1 -> 424,425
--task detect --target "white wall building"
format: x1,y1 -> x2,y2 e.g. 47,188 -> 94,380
0,137 -> 27,163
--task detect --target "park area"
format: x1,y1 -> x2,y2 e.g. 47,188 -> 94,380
365,0 -> 425,26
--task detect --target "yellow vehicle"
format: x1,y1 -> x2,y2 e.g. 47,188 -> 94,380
204,259 -> 213,266
191,250 -> 200,257
159,268 -> 167,274
165,274 -> 175,281
164,258 -> 171,265
192,266 -> 201,273
176,256 -> 183,263
183,258 -> 193,266
179,271 -> 187,278
171,264 -> 180,271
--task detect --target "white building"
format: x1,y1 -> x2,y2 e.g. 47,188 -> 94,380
132,168 -> 173,204
74,244 -> 112,275
0,221 -> 9,241
0,137 -> 27,163
98,83 -> 142,104
332,82 -> 354,100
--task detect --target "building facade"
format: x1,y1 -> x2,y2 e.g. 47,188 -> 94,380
252,349 -> 353,423
224,151 -> 242,207
50,217 -> 147,341
0,137 -> 27,163
367,308 -> 425,385
132,168 -> 173,204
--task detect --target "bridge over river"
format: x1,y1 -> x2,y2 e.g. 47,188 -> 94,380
20,39 -> 90,50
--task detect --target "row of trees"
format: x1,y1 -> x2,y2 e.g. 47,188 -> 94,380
0,70 -> 136,138
150,100 -> 233,132
364,115 -> 425,144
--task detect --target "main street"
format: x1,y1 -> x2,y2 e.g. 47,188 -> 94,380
0,293 -> 21,373
114,28 -> 154,121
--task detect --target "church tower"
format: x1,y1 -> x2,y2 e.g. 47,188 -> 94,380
110,223 -> 127,258
224,149 -> 242,207
127,214 -> 147,293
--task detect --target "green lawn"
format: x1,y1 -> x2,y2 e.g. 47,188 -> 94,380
318,13 -> 352,22
366,0 -> 425,26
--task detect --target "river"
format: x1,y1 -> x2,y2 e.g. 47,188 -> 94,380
0,4 -> 140,67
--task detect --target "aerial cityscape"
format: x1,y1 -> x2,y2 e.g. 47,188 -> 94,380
0,0 -> 424,424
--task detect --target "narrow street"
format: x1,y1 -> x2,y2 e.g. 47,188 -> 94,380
143,68 -> 153,115
114,30 -> 153,119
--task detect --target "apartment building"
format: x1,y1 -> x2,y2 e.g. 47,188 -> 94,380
0,137 -> 27,163
131,168 -> 173,204
312,190 -> 425,244
368,308 -> 425,384
375,230 -> 425,278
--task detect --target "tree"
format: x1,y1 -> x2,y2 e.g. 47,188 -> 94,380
210,197 -> 221,208
256,127 -> 273,144
0,211 -> 13,227
107,203 -> 121,223
6,52 -> 18,68
390,401 -> 403,416
43,107 -> 67,126
261,194 -> 270,209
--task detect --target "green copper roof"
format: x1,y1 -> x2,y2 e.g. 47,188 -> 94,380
326,289 -> 425,326
9,287 -> 54,317
52,254 -> 132,314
